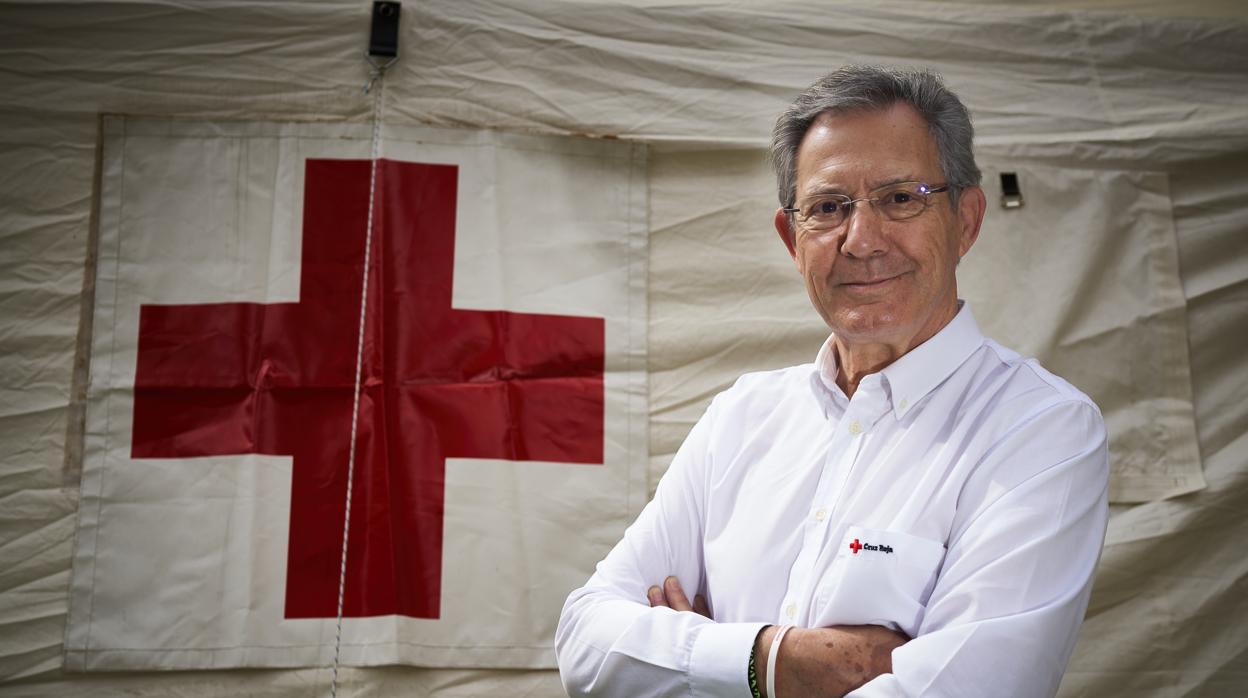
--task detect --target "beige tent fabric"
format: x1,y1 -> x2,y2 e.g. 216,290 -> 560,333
1060,150 -> 1248,696
648,147 -> 823,493
1,0 -> 1247,695
965,161 -> 1202,502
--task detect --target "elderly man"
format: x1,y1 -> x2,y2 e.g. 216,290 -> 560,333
555,66 -> 1109,698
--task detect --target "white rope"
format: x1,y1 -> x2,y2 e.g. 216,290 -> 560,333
330,62 -> 388,698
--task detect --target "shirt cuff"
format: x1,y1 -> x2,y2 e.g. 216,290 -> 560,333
688,621 -> 769,698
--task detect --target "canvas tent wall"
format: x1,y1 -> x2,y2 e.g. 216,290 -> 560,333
1,0 -> 1246,696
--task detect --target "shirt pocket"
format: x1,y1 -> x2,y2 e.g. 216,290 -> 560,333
810,524 -> 947,637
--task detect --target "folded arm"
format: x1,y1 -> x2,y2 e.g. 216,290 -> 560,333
561,397 -> 913,694
651,576 -> 909,698
753,623 -> 908,698
557,394 -> 1106,698
556,393 -> 918,697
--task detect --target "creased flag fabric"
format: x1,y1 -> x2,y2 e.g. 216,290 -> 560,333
65,118 -> 648,670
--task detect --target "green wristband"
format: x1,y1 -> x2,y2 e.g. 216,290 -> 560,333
748,643 -> 762,698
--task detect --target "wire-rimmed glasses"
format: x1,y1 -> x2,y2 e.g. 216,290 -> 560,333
783,182 -> 950,232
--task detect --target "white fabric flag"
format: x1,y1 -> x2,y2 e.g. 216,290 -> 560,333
65,117 -> 648,670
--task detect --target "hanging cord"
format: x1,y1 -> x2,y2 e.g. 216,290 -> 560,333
364,53 -> 397,95
330,55 -> 392,698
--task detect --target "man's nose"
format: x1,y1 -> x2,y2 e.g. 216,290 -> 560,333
839,203 -> 889,259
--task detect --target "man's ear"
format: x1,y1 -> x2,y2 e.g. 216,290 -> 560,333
774,208 -> 798,260
956,185 -> 987,258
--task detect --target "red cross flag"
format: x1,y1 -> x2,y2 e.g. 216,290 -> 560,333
65,118 -> 648,670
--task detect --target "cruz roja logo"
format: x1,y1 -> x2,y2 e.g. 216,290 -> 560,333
848,538 -> 894,555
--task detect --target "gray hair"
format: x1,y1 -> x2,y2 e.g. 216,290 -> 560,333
769,65 -> 982,210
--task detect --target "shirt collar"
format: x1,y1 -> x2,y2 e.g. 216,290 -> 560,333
812,301 -> 985,420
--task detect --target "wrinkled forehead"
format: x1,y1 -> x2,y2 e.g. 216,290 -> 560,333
795,104 -> 942,193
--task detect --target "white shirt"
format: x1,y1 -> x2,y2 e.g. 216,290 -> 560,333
556,303 -> 1109,697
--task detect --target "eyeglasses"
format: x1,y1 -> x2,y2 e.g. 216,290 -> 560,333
783,182 -> 950,232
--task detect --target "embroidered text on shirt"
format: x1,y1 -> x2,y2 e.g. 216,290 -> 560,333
849,538 -> 894,555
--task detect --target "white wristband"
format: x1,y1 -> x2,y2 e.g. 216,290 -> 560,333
766,624 -> 793,698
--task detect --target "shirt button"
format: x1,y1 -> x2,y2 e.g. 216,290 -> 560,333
899,398 -> 909,410
814,508 -> 827,522
785,603 -> 796,619
848,420 -> 863,435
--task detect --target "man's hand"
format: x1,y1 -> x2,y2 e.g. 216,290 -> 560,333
646,575 -> 711,617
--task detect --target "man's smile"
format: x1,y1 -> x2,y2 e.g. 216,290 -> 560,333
837,271 -> 908,289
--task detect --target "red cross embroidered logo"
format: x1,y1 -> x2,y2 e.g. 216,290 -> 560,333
849,538 -> 863,554
131,159 -> 605,619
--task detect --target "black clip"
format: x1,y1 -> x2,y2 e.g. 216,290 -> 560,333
364,1 -> 401,93
369,2 -> 401,59
999,172 -> 1024,209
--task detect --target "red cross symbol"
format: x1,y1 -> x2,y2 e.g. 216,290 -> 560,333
131,159 -> 604,619
849,538 -> 863,554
